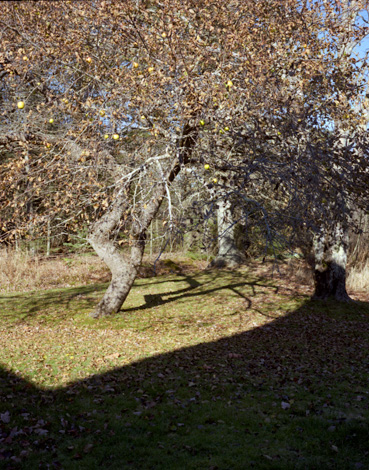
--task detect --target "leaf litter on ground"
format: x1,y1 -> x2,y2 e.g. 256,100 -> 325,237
1,258 -> 369,469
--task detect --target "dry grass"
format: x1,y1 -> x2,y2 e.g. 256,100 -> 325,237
0,250 -> 109,293
347,259 -> 369,292
0,249 -> 207,293
1,247 -> 368,296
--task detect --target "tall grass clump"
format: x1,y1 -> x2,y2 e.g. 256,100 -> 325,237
347,259 -> 369,292
0,249 -> 109,293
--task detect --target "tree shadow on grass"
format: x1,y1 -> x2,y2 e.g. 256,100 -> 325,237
1,299 -> 369,469
135,279 -> 275,312
0,270 -> 278,323
0,284 -> 108,323
123,269 -> 279,313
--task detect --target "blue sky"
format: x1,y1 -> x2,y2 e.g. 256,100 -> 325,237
356,9 -> 369,58
357,36 -> 369,58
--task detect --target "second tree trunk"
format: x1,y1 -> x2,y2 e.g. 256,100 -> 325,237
312,223 -> 351,301
211,199 -> 246,268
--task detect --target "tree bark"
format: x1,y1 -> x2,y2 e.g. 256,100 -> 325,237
210,198 -> 246,269
88,125 -> 197,317
87,186 -> 143,318
312,223 -> 351,301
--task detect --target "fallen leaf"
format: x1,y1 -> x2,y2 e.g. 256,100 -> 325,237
0,412 -> 10,423
84,443 -> 93,453
105,353 -> 120,360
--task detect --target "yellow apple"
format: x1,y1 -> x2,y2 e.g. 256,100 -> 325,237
148,66 -> 154,73
161,32 -> 167,38
224,126 -> 229,131
104,134 -> 109,139
133,62 -> 139,68
49,118 -> 54,124
86,57 -> 92,63
112,134 -> 119,140
199,120 -> 205,126
213,178 -> 218,183
226,80 -> 233,88
17,101 -> 25,109
204,164 -> 210,170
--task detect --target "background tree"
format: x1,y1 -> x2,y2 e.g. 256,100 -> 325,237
310,0 -> 369,300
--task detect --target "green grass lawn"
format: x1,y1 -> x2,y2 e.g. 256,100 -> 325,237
0,263 -> 369,469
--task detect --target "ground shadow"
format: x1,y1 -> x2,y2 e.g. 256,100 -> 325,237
132,278 -> 276,312
123,269 -> 279,313
0,270 -> 279,322
1,298 -> 369,469
0,284 -> 108,323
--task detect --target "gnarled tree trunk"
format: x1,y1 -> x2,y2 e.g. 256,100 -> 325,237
87,188 -> 145,318
210,198 -> 246,269
312,222 -> 351,301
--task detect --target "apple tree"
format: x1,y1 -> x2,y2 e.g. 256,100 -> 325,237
1,0 -> 368,316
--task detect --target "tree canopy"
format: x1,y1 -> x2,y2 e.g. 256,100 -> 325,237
1,0 -> 368,315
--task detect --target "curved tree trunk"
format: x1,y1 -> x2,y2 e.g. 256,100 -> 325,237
312,223 -> 351,301
88,236 -> 145,318
210,198 -> 246,269
87,186 -> 145,318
